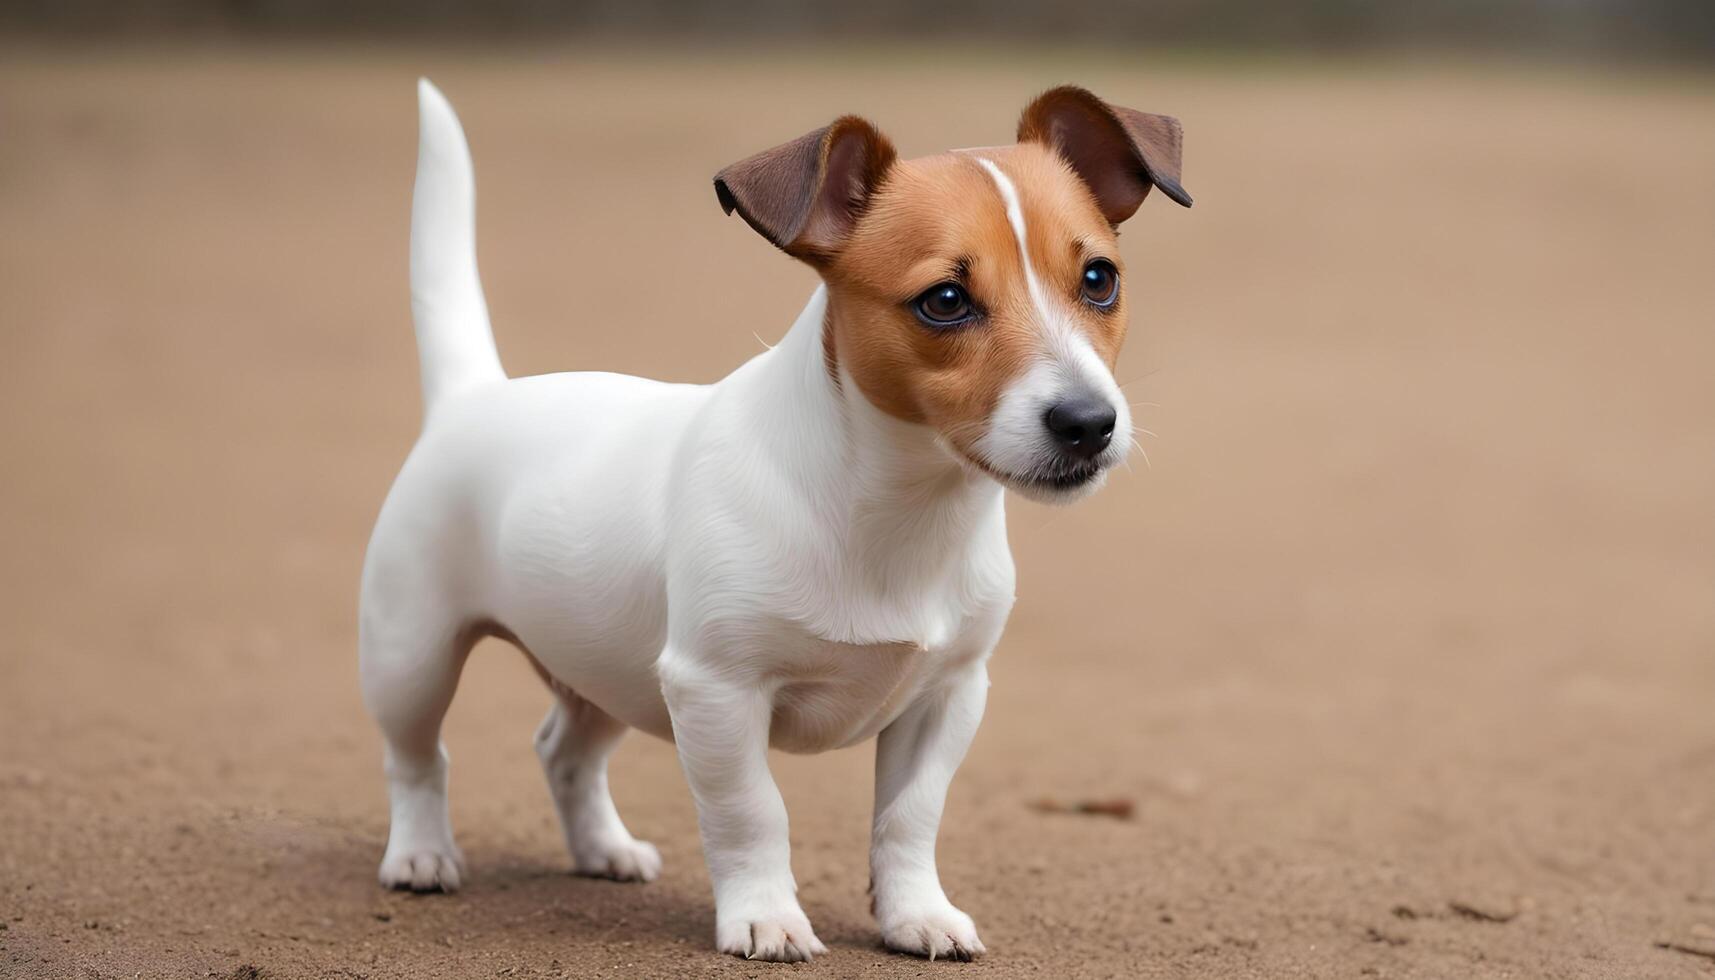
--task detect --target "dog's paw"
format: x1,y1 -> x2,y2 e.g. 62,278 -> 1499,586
879,902 -> 985,961
378,844 -> 466,893
716,906 -> 828,962
571,835 -> 661,883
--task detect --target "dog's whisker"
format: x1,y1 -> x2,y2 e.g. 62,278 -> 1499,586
1129,437 -> 1152,470
1135,427 -> 1158,439
1033,505 -> 1074,534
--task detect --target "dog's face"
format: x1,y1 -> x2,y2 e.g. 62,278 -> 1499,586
821,145 -> 1136,502
716,87 -> 1191,502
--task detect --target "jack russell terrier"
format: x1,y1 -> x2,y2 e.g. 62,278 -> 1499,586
360,78 -> 1190,962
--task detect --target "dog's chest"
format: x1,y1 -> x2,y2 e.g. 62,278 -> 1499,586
740,535 -> 1015,754
761,628 -> 980,754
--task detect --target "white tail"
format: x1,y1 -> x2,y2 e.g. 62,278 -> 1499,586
410,78 -> 504,416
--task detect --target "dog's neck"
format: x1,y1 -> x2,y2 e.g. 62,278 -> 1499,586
746,286 -> 1004,588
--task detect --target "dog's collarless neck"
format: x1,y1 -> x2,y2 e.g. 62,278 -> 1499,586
758,285 -> 1003,530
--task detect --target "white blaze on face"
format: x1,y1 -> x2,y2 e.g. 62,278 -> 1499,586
971,157 -> 1131,494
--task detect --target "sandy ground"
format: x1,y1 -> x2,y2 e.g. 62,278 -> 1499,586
1,45 -> 1713,980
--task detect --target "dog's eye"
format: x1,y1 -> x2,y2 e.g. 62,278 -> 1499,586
1081,259 -> 1119,308
912,282 -> 975,327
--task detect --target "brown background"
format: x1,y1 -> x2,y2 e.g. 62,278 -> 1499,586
1,43 -> 1713,979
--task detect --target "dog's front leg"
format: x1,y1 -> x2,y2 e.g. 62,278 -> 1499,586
870,662 -> 990,960
660,656 -> 826,962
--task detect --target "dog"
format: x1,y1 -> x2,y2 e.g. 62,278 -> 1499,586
360,78 -> 1190,963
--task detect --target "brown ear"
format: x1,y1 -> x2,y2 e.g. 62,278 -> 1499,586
1017,86 -> 1192,224
714,116 -> 897,263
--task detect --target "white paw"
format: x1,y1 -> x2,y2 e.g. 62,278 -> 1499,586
571,835 -> 662,882
879,902 -> 985,961
378,843 -> 466,893
716,905 -> 829,962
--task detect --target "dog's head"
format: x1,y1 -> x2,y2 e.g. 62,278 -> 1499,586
716,86 -> 1190,503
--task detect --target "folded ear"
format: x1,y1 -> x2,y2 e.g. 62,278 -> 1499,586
1017,86 -> 1192,224
714,116 -> 898,264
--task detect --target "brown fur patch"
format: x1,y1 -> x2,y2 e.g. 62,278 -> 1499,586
821,143 -> 1126,462
989,146 -> 1128,368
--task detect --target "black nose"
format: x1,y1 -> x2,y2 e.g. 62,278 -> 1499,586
1044,397 -> 1117,459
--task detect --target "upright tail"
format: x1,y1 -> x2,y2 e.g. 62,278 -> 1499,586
410,78 -> 504,417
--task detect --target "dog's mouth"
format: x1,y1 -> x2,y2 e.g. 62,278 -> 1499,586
954,447 -> 1109,502
1017,460 -> 1104,494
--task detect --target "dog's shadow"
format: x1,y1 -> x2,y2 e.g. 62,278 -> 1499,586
414,850 -> 715,948
237,820 -> 879,960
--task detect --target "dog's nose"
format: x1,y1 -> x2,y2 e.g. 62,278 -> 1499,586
1044,397 -> 1117,459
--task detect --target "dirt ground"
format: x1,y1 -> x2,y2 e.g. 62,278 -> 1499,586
1,45 -> 1713,980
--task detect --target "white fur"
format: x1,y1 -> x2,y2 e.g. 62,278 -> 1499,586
409,80 -> 504,413
359,81 -> 1135,963
972,158 -> 1131,502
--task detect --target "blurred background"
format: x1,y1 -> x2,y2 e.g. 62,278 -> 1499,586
1,4 -> 1711,979
6,0 -> 1715,57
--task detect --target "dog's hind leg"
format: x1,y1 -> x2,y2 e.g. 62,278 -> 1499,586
359,591 -> 474,893
534,684 -> 661,882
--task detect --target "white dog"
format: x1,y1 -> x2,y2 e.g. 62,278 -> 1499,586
360,79 -> 1190,962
